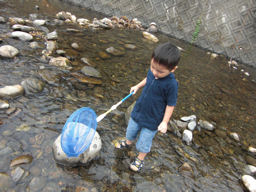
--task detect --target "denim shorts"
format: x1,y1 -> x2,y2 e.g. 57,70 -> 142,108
126,118 -> 158,153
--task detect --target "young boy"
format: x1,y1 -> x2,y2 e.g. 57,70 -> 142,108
116,42 -> 180,172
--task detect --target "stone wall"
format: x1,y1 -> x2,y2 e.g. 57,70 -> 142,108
62,0 -> 256,67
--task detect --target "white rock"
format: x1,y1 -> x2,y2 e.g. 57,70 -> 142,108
70,15 -> 76,23
248,165 -> 256,174
211,53 -> 218,58
29,42 -> 40,49
11,31 -> 33,41
52,131 -> 102,166
77,18 -> 89,25
182,130 -> 193,145
49,57 -> 71,68
245,72 -> 250,76
230,132 -> 240,141
249,147 -> 256,153
0,85 -> 24,98
12,24 -> 35,32
46,31 -> 58,40
0,45 -> 19,58
187,121 -> 197,131
198,120 -> 215,131
242,175 -> 256,192
33,19 -> 46,26
0,100 -> 9,109
142,31 -> 159,43
181,115 -> 196,122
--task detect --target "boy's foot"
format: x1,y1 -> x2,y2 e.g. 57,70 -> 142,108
130,157 -> 144,172
115,140 -> 131,149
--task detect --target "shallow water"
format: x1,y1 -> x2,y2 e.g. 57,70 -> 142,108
0,0 -> 256,191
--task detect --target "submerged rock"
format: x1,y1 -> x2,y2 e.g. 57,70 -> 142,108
52,132 -> 102,166
11,167 -> 25,182
198,120 -> 215,131
71,72 -> 102,85
0,85 -> 24,98
21,77 -> 45,95
10,154 -> 33,167
81,66 -> 101,78
49,57 -> 71,69
0,45 -> 19,58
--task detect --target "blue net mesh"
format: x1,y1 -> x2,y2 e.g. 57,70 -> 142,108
61,107 -> 97,157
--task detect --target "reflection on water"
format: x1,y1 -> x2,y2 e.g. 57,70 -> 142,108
0,0 -> 256,191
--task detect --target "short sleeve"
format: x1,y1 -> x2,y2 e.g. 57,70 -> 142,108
166,80 -> 178,106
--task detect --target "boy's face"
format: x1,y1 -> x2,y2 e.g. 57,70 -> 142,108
150,59 -> 176,79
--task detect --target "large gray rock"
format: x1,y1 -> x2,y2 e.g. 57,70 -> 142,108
0,45 -> 19,58
52,131 -> 102,166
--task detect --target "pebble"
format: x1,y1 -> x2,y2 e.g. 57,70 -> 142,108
242,175 -> 256,192
230,132 -> 240,141
46,31 -> 58,40
182,129 -> 193,145
0,100 -> 9,109
249,147 -> 256,153
11,167 -> 25,182
198,120 -> 215,131
187,121 -> 197,131
181,115 -> 196,122
33,19 -> 46,26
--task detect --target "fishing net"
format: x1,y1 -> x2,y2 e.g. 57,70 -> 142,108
61,107 -> 97,157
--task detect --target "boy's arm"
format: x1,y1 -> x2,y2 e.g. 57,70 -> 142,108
158,105 -> 175,133
130,77 -> 147,94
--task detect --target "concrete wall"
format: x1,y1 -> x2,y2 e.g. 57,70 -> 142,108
63,0 -> 256,67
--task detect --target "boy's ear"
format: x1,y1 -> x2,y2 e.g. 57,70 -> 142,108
171,66 -> 178,72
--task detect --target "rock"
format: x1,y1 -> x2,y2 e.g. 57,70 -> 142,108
11,167 -> 25,182
46,31 -> 58,40
71,42 -> 79,49
242,175 -> 256,192
230,132 -> 240,141
77,18 -> 89,25
146,22 -> 158,33
56,11 -> 70,20
105,47 -> 125,56
12,24 -> 35,32
33,19 -> 46,26
9,17 -> 25,25
169,120 -> 182,138
71,73 -> 102,85
52,132 -> 102,166
182,130 -> 193,145
124,44 -> 136,49
29,42 -> 40,49
0,85 -> 24,98
0,16 -> 6,23
49,57 -> 71,69
98,51 -> 111,59
198,120 -> 215,131
21,77 -> 45,95
0,172 -> 12,189
28,177 -> 47,192
244,165 -> 256,175
249,147 -> 256,153
46,41 -> 57,54
81,57 -> 90,65
180,115 -> 196,122
0,100 -> 9,109
179,162 -> 193,172
10,154 -> 33,167
142,31 -> 159,42
0,146 -> 13,156
0,45 -> 19,58
81,66 -> 101,78
11,31 -> 33,41
246,156 -> 256,167
56,50 -> 66,56
187,121 -> 197,131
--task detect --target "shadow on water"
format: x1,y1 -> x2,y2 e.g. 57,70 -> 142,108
0,0 -> 256,191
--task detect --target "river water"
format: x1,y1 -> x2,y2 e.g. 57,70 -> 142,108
0,0 -> 256,191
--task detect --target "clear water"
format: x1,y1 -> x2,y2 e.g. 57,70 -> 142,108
0,0 -> 256,191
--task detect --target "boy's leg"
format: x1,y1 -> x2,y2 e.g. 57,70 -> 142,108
130,127 -> 157,171
115,118 -> 140,148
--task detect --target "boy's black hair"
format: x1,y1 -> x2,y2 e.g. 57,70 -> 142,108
151,42 -> 180,70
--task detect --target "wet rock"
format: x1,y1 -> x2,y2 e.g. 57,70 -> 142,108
230,132 -> 240,141
11,166 -> 25,182
169,120 -> 182,138
182,129 -> 193,145
0,16 -> 6,23
12,24 -> 35,32
0,172 -> 12,189
198,120 -> 215,131
81,57 -> 90,65
0,45 -> 19,58
46,31 -> 58,40
38,69 -> 60,85
42,182 -> 61,192
21,77 -> 45,95
244,165 -> 256,175
175,120 -> 188,128
142,31 -> 159,42
106,46 -> 125,56
242,175 -> 256,192
52,132 -> 102,166
71,42 -> 79,49
6,107 -> 16,115
46,40 -> 57,54
28,177 -> 47,192
56,11 -> 70,20
93,18 -> 111,29
98,51 -> 111,59
33,19 -> 46,26
71,72 -> 102,85
9,17 -> 25,25
10,154 -> 33,167
29,41 -> 40,49
0,146 -> 13,156
181,115 -> 196,122
49,57 -> 71,69
0,99 -> 9,109
77,18 -> 89,25
124,44 -> 136,50
16,124 -> 30,132
188,121 -> 197,131
56,49 -> 66,56
0,85 -> 24,98
249,147 -> 256,153
146,22 -> 158,33
81,66 -> 101,78
179,162 -> 193,172
246,156 -> 256,167
11,31 -> 33,41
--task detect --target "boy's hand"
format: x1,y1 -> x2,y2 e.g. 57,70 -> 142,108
130,85 -> 139,94
158,121 -> 168,133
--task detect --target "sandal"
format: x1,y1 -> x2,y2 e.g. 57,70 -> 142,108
130,157 -> 144,172
115,140 -> 131,149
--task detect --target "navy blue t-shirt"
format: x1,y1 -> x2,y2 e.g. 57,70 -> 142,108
131,69 -> 178,130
